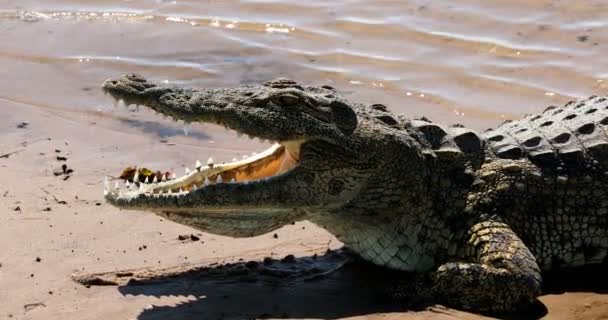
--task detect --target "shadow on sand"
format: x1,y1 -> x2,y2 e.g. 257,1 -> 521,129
120,118 -> 211,141
73,249 -> 607,320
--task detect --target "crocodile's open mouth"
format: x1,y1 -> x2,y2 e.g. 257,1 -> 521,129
101,74 -> 316,204
104,136 -> 305,200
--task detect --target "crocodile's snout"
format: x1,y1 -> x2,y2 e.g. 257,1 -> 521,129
102,73 -> 158,104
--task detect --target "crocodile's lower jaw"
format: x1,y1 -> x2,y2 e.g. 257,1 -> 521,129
104,139 -> 305,201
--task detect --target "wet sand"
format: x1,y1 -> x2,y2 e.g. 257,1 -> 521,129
1,1 -> 608,319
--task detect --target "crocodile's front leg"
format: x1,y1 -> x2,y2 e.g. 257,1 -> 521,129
395,220 -> 542,313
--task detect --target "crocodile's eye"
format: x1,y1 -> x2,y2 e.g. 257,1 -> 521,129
278,94 -> 300,106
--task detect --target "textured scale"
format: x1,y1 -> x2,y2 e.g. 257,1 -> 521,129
483,96 -> 608,172
409,118 -> 485,169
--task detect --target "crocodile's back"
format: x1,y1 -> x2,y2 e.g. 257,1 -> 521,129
483,96 -> 608,171
479,96 -> 608,269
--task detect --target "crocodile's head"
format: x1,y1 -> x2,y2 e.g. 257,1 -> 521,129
102,74 -> 426,237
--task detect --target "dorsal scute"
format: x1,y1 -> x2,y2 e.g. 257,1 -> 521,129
263,78 -> 304,90
448,126 -> 485,168
366,103 -> 401,127
409,119 -> 484,168
483,95 -> 608,172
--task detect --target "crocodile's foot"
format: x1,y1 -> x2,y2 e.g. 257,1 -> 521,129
389,221 -> 542,315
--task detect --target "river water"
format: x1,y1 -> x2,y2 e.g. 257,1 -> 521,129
2,0 -> 608,131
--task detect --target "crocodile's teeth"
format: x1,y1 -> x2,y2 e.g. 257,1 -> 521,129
114,182 -> 120,190
152,176 -> 157,183
139,184 -> 144,191
242,155 -> 248,160
161,174 -> 167,182
232,158 -> 237,162
185,167 -> 190,175
230,178 -> 236,183
125,181 -> 131,188
252,152 -> 257,156
133,169 -> 139,182
171,172 -> 177,180
144,177 -> 149,184
192,184 -> 198,191
195,160 -> 202,169
207,157 -> 214,166
216,175 -> 223,183
167,189 -> 173,194
204,177 -> 210,186
179,188 -> 184,193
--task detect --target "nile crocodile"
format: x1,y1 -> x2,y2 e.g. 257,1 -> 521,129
102,73 -> 608,314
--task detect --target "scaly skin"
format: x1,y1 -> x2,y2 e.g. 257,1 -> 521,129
101,74 -> 608,314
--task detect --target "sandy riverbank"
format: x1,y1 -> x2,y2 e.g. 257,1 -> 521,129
1,92 -> 607,320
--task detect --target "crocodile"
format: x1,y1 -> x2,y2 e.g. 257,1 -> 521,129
101,73 -> 608,314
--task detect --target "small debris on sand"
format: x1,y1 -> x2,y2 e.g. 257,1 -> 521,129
54,163 -> 73,178
177,234 -> 200,242
23,302 -> 46,312
281,254 -> 295,263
